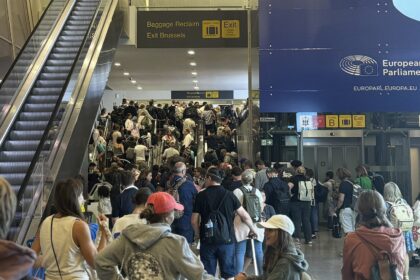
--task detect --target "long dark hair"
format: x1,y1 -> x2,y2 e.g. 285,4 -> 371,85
53,178 -> 84,219
264,229 -> 295,273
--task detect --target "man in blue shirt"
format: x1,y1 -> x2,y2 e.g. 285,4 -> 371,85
170,161 -> 197,243
113,170 -> 138,218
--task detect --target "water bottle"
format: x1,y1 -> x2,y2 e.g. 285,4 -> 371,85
205,219 -> 214,238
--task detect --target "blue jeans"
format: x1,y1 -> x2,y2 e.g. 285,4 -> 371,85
200,242 -> 235,278
310,203 -> 319,234
235,239 -> 263,275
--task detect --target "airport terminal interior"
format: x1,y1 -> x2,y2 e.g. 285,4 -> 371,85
1,0 -> 420,279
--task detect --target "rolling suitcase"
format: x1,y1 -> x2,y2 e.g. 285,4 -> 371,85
250,238 -> 259,276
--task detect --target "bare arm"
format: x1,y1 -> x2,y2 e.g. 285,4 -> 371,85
191,213 -> 200,241
236,206 -> 257,235
73,220 -> 107,268
336,193 -> 345,211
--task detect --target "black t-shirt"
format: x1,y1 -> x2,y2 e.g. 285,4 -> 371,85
226,180 -> 242,192
290,174 -> 308,202
339,180 -> 353,209
264,178 -> 289,200
193,185 -> 241,244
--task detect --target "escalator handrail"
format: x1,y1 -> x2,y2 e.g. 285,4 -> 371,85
16,1 -> 103,203
0,0 -> 63,90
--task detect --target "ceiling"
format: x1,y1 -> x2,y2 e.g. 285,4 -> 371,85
107,45 -> 259,93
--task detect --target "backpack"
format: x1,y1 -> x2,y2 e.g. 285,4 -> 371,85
203,191 -> 231,244
240,186 -> 262,223
125,251 -> 164,280
346,180 -> 363,211
356,233 -> 399,280
387,199 -> 415,231
298,180 -> 314,202
167,177 -> 186,219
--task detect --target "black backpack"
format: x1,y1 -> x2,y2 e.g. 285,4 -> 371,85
203,191 -> 231,244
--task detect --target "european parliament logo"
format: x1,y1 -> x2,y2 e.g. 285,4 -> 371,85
339,55 -> 378,76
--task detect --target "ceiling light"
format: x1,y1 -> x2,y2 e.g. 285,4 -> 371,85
123,72 -> 130,76
191,71 -> 198,76
194,86 -> 200,90
137,86 -> 143,90
189,62 -> 197,67
131,80 -> 136,84
114,62 -> 121,67
193,80 -> 198,83
188,50 -> 195,55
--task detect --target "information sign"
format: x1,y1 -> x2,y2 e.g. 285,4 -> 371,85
339,115 -> 352,128
352,115 -> 366,128
326,115 -> 339,128
137,11 -> 248,48
171,90 -> 233,99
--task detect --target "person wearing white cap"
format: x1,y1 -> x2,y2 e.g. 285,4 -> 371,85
235,215 -> 310,280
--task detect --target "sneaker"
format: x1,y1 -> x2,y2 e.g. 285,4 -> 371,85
305,241 -> 313,246
311,234 -> 317,239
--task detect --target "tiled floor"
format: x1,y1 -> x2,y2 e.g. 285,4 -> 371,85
300,229 -> 420,280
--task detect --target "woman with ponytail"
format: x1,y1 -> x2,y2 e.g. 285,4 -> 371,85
96,192 -> 217,280
342,190 -> 407,280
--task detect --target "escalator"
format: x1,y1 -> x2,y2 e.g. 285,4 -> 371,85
0,0 -> 121,242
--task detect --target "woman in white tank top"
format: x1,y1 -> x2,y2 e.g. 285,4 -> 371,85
32,178 -> 108,280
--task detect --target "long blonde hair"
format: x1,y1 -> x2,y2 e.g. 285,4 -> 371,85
0,177 -> 16,239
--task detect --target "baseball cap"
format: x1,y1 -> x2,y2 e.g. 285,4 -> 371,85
257,215 -> 295,236
146,192 -> 184,214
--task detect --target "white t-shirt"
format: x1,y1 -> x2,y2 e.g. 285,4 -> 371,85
112,214 -> 147,238
134,144 -> 148,161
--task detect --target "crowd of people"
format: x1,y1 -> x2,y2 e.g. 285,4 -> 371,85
0,99 -> 420,279
92,99 -> 243,170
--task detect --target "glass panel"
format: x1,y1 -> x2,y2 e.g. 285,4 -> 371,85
0,0 -> 68,122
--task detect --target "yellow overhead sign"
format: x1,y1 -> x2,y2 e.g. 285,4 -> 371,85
326,115 -> 339,128
353,115 -> 366,128
202,20 -> 220,38
339,115 -> 352,128
222,20 -> 240,38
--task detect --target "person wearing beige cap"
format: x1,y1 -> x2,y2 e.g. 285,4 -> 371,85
235,215 -> 310,280
96,192 -> 217,280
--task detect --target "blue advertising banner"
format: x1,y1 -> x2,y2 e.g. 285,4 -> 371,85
259,0 -> 420,112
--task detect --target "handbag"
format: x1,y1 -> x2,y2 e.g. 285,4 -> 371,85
332,215 -> 342,238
